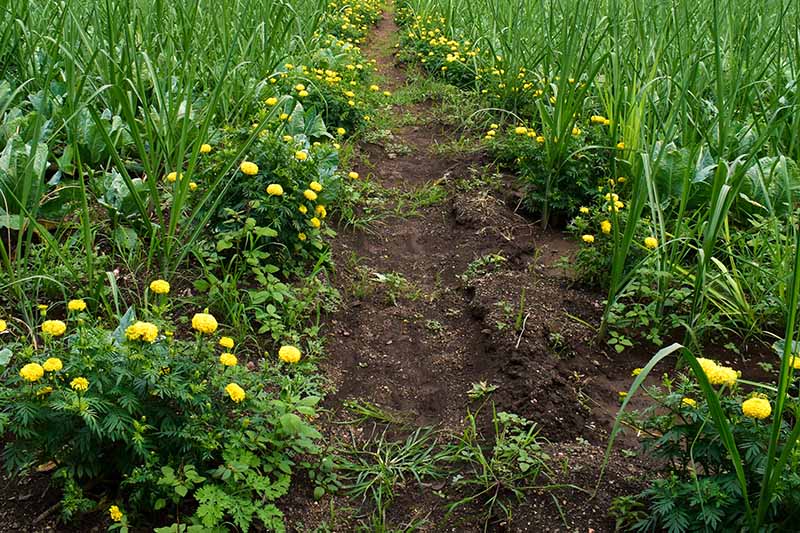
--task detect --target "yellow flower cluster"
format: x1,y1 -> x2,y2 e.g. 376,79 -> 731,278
225,383 -> 246,403
219,336 -> 235,349
109,505 -> 123,522
70,377 -> 89,392
192,312 -> 218,334
240,161 -> 259,175
43,358 -> 63,372
20,362 -> 44,382
219,353 -> 238,367
149,279 -> 170,294
741,395 -> 771,420
126,321 -> 159,343
278,345 -> 301,363
696,357 -> 738,387
41,320 -> 66,337
267,184 -> 284,196
67,299 -> 87,312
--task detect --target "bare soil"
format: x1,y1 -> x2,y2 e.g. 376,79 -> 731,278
282,10 -> 661,533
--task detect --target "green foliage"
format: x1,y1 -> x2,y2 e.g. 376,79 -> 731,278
339,426 -> 449,529
622,371 -> 800,532
0,303 -> 324,530
443,406 -> 551,530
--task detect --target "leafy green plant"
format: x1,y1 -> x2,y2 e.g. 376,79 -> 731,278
339,426 -> 449,529
443,405 -> 552,530
0,296 -> 323,529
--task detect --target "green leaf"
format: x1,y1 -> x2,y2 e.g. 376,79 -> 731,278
0,348 -> 11,366
112,307 -> 136,346
279,413 -> 303,435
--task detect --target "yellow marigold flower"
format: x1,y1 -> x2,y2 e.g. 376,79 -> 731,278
109,505 -> 123,522
295,151 -> 308,161
166,171 -> 182,183
70,377 -> 89,392
149,279 -> 170,294
696,357 -> 717,376
631,367 -> 642,376
20,363 -> 44,382
298,232 -> 307,241
348,171 -> 359,179
310,181 -> 323,192
383,91 -> 392,97
590,115 -> 607,124
200,143 -> 212,154
579,207 -> 590,214
267,184 -> 284,196
369,84 -> 380,91
219,353 -> 238,367
0,319 -> 6,332
616,141 -> 625,150
618,391 -> 627,398
708,365 -> 738,387
298,90 -> 309,98
315,205 -> 327,218
265,97 -> 278,106
280,113 -> 289,121
299,205 -> 308,214
42,320 -> 66,337
294,83 -> 305,91
279,345 -> 301,363
189,182 -> 198,191
614,200 -> 624,209
125,321 -> 159,343
742,396 -> 771,419
67,299 -> 86,312
618,176 -> 626,183
240,161 -> 259,175
601,220 -> 612,234
309,217 -> 321,229
225,383 -> 246,403
582,235 -> 595,244
304,189 -> 318,201
282,135 -> 294,142
682,397 -> 697,408
43,358 -> 63,372
572,127 -> 581,136
219,336 -> 235,349
337,127 -> 346,135
192,312 -> 218,334
644,237 -> 658,250
514,126 -> 527,135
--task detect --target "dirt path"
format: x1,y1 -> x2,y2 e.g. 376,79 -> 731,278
286,8 -> 657,532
